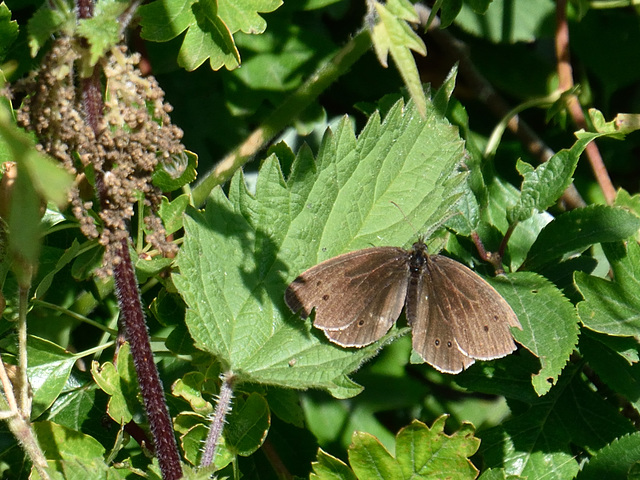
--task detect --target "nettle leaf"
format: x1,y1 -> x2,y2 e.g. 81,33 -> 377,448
346,417 -> 479,480
480,363 -> 635,479
490,272 -> 579,396
522,205 -> 640,272
139,0 -> 281,71
371,0 -> 427,117
576,241 -> 640,337
139,0 -> 240,71
576,431 -> 640,480
174,98 -> 467,398
77,0 -> 130,67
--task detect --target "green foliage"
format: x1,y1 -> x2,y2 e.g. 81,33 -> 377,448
2,0 -> 640,479
173,98 -> 466,398
311,416 -> 479,479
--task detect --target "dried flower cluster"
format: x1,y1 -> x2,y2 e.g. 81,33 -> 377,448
13,37 -> 181,275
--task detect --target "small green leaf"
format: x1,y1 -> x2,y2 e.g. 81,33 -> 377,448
27,336 -> 77,418
139,0 -> 241,71
77,0 -> 130,66
395,417 -> 479,479
27,0 -> 75,57
349,431 -> 402,479
0,2 -> 19,62
224,393 -> 270,456
311,449 -> 358,480
218,0 -> 282,34
576,241 -> 640,337
576,432 -> 640,480
158,194 -> 190,236
507,147 -> 581,224
90,343 -> 139,424
172,372 -> 213,415
152,150 -> 198,192
523,205 -> 640,271
371,1 -> 427,117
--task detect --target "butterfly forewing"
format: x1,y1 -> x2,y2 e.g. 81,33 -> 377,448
285,247 -> 410,346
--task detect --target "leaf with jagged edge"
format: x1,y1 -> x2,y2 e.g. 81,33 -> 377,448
479,363 -> 635,479
371,0 -> 427,117
310,417 -> 479,479
575,431 -> 640,480
576,241 -> 640,337
139,0 -> 281,71
173,98 -> 467,398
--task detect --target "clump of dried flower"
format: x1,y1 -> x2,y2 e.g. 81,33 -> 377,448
13,37 -> 181,275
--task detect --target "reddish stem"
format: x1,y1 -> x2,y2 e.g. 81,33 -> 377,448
77,1 -> 183,478
555,0 -> 616,204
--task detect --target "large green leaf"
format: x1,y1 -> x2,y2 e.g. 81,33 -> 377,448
174,98 -> 467,398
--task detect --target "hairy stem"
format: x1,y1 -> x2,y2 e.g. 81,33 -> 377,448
201,371 -> 236,467
77,1 -> 183,477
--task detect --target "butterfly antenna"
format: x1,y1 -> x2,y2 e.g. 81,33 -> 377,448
390,201 -> 422,241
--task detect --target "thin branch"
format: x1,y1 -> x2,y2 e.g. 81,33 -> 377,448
191,28 -> 373,206
555,0 -> 616,204
420,4 -> 586,210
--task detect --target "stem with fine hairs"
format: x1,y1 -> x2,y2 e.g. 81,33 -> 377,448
200,372 -> 236,468
77,0 -> 183,478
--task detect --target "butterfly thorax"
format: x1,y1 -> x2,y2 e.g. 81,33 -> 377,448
409,241 -> 429,274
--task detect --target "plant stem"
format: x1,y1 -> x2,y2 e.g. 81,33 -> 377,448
555,0 -> 615,204
192,28 -> 373,206
200,371 -> 236,467
76,1 -> 183,477
114,238 -> 183,479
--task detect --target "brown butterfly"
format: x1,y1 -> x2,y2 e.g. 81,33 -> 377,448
285,239 -> 521,373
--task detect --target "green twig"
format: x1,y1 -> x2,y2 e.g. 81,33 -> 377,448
192,28 -> 373,206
